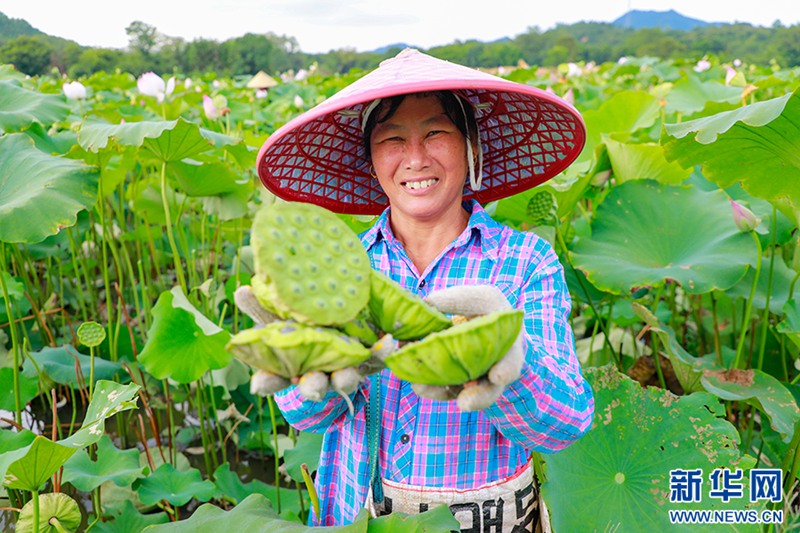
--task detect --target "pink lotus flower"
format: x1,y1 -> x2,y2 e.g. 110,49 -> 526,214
725,66 -> 737,85
62,81 -> 86,100
566,62 -> 582,77
730,199 -> 760,232
693,59 -> 711,72
562,88 -> 575,106
256,89 -> 268,99
203,95 -> 221,120
137,72 -> 175,103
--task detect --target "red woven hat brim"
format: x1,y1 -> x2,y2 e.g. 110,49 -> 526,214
257,49 -> 586,215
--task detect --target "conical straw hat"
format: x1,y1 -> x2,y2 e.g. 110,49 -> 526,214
257,49 -> 585,215
247,71 -> 278,89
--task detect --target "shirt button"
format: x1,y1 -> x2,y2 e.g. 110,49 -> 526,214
400,434 -> 410,444
419,279 -> 426,288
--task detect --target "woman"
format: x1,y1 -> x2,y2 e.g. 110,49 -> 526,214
255,49 -> 594,531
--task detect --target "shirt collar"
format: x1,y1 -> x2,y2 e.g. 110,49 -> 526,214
360,200 -> 503,261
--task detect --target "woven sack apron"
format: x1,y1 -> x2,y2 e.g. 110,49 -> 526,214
365,375 -> 551,533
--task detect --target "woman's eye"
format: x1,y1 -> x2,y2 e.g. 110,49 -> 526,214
427,130 -> 443,137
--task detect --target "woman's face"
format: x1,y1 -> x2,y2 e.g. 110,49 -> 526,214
369,94 -> 468,222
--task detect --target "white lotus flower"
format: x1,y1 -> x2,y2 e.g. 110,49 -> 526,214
294,68 -> 308,81
256,88 -> 268,99
184,77 -> 193,89
62,81 -> 86,100
293,94 -> 304,108
137,72 -> 175,103
566,62 -> 582,77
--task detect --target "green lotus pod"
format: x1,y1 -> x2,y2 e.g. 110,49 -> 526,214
16,492 -> 81,533
250,201 -> 371,325
226,321 -> 371,378
335,311 -> 379,346
385,310 -> 523,386
526,189 -> 557,226
368,270 -> 451,340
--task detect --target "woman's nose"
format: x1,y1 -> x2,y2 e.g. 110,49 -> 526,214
404,138 -> 431,170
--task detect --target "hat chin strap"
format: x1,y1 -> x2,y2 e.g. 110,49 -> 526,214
454,95 -> 483,192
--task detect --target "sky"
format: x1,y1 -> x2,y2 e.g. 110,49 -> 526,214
2,0 -> 799,54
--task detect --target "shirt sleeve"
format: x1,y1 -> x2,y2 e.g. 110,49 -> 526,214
483,238 -> 595,452
274,383 -> 368,433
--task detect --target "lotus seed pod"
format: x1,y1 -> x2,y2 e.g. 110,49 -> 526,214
368,270 -> 451,340
385,310 -> 523,386
526,189 -> 557,226
226,321 -> 371,378
297,371 -> 330,402
250,201 -> 371,325
250,370 -> 290,396
335,312 -> 379,346
77,321 -> 106,348
331,366 -> 362,395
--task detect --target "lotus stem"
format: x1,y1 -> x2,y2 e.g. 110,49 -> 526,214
0,254 -> 22,426
733,233 -> 762,369
756,207 -> 778,371
159,161 -> 187,293
267,396 -> 282,513
49,517 -> 69,533
31,490 -> 40,533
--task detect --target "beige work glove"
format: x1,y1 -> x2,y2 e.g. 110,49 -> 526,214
234,286 -> 393,406
412,285 -> 525,411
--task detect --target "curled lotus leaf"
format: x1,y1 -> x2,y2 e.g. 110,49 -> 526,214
16,492 -> 81,533
385,310 -> 523,386
368,270 -> 451,340
226,321 -> 371,378
250,201 -> 371,325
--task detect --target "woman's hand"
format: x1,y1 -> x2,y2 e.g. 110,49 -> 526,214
412,285 -> 525,411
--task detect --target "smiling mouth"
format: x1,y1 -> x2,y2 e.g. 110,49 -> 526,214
402,178 -> 438,190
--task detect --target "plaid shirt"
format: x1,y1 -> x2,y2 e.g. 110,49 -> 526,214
275,200 -> 594,526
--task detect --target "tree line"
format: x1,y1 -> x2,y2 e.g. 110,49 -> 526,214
1,18 -> 799,78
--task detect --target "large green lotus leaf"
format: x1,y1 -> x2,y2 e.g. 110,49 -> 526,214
663,76 -> 742,115
580,90 -> 661,162
22,345 -> 122,388
282,431 -> 324,482
59,380 -> 140,448
62,434 -> 145,491
368,504 -> 461,532
571,181 -> 755,295
604,136 -> 691,185
171,160 -> 245,196
0,134 -> 99,243
134,463 -> 216,507
142,494 -> 368,533
198,182 -> 252,221
724,253 -> 797,313
1,436 -> 77,490
0,429 -> 36,453
93,500 -> 169,533
0,367 -> 39,409
701,369 -> 800,443
777,299 -> 800,351
212,463 -> 306,516
78,118 -> 239,161
0,80 -> 69,133
16,492 -> 81,533
542,366 -> 761,533
663,90 -> 800,203
138,287 -> 232,383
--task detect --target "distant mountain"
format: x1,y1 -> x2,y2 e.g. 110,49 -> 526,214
0,11 -> 43,41
612,9 -> 714,31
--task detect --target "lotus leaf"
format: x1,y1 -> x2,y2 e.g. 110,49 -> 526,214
16,492 -> 81,533
368,270 -> 451,340
541,366 -> 761,533
385,310 -> 523,385
251,201 -> 371,325
227,321 -> 371,378
134,463 -> 216,507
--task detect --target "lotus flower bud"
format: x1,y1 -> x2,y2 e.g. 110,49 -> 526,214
725,66 -> 737,85
693,59 -> 711,72
62,81 -> 86,100
293,94 -> 305,108
184,77 -> 193,89
165,76 -> 175,97
137,72 -> 166,101
562,88 -> 575,106
730,199 -> 760,232
203,94 -> 220,119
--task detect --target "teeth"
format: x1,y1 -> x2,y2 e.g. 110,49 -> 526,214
404,179 -> 437,190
